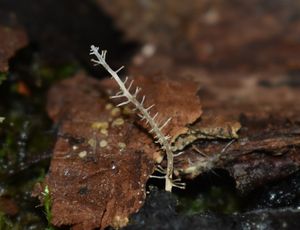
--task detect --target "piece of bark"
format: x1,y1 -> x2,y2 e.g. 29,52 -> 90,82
127,39 -> 300,193
39,72 -> 202,229
168,69 -> 300,193
123,39 -> 300,194
98,0 -> 300,71
0,15 -> 28,72
175,113 -> 300,192
173,113 -> 241,151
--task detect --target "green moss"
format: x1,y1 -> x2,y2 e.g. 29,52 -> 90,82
0,212 -> 13,230
0,124 -> 16,162
0,94 -> 54,228
35,63 -> 79,86
178,186 -> 241,215
0,46 -> 77,229
42,185 -> 55,230
0,72 -> 7,85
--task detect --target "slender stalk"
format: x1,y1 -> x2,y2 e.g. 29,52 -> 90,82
90,45 -> 178,191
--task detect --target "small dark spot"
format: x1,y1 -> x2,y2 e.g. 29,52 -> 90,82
58,132 -> 85,145
258,79 -> 273,88
259,73 -> 300,88
127,197 -> 136,207
84,155 -> 98,164
78,186 -> 88,196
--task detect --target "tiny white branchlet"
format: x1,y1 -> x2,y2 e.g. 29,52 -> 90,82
90,45 -> 185,191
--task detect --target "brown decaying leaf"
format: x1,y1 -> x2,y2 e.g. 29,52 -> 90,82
44,73 -> 154,230
0,24 -> 28,72
136,76 -> 202,142
40,72 -> 201,229
100,75 -> 203,147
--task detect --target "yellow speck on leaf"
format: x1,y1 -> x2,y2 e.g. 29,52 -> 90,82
111,107 -> 121,117
78,151 -> 87,158
91,121 -> 109,130
118,142 -> 126,149
100,140 -> 108,148
88,138 -> 97,148
105,103 -> 113,110
123,106 -> 133,115
112,118 -> 124,126
100,128 -> 108,135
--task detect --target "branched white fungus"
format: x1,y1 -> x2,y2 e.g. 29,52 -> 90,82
90,45 -> 185,191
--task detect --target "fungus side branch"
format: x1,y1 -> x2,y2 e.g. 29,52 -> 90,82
90,45 -> 185,191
